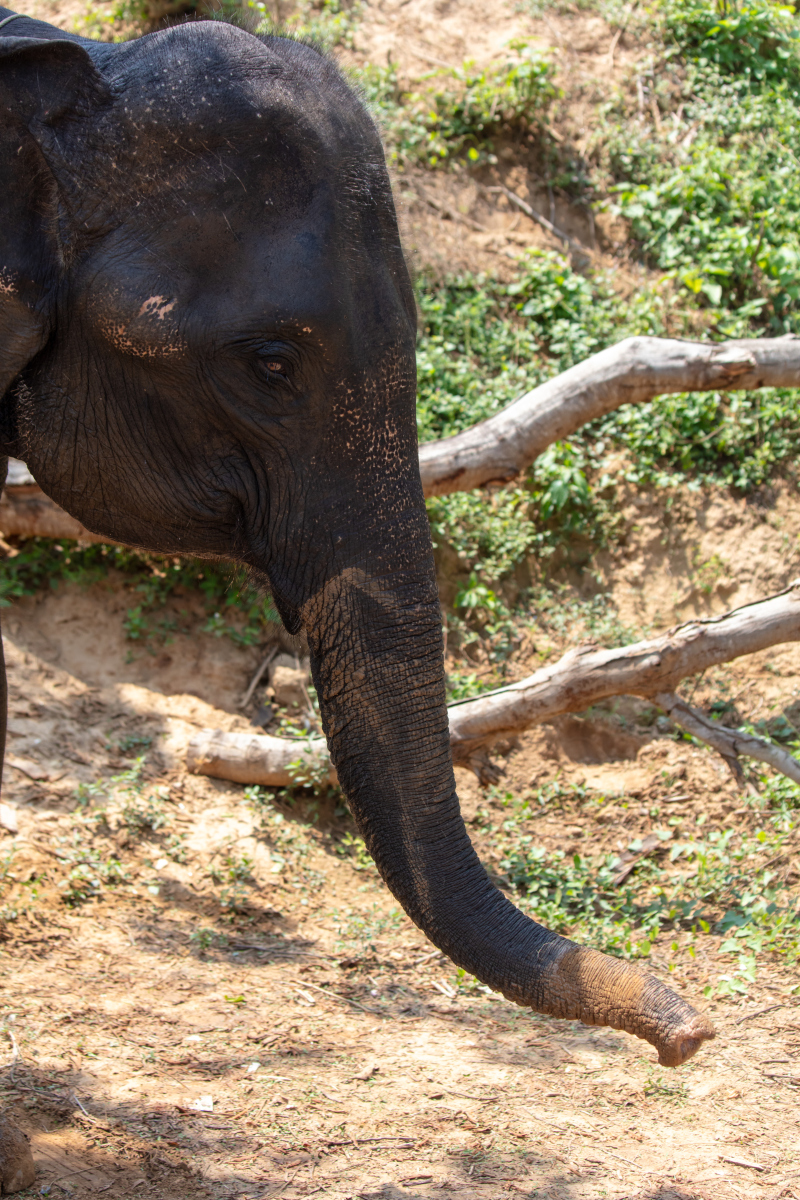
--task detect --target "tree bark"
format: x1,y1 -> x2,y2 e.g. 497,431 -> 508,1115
188,580 -> 800,787
419,334 -> 800,496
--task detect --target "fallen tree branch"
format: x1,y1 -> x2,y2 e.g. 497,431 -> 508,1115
0,480 -> 105,542
188,580 -> 800,789
445,578 -> 800,755
418,334 -> 800,496
186,730 -> 337,788
654,691 -> 800,786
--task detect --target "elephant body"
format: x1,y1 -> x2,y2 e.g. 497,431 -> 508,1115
0,8 -> 714,1066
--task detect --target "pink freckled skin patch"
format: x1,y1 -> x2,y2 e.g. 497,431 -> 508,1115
137,295 -> 177,320
99,315 -> 185,360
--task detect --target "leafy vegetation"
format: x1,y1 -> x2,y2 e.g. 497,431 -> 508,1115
0,539 -> 280,650
478,770 -> 800,994
661,0 -> 800,84
356,42 -> 556,167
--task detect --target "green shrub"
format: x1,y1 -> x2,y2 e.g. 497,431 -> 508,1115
661,0 -> 800,84
415,251 -> 622,446
611,82 -> 800,325
429,490 -> 539,580
355,42 -> 556,167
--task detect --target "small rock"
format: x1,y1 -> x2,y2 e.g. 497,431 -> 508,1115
0,1114 -> 36,1193
353,1061 -> 378,1082
270,657 -> 308,711
0,804 -> 18,834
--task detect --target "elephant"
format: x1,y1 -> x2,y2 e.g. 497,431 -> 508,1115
0,7 -> 714,1067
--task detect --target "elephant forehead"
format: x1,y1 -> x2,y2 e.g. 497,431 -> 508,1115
106,23 -> 366,163
75,205 -> 345,352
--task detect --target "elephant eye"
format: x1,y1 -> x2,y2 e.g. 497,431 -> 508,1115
254,352 -> 293,385
253,345 -> 297,386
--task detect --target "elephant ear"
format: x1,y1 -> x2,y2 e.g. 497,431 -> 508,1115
0,36 -> 111,400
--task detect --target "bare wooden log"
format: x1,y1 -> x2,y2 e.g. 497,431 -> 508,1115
419,334 -> 800,497
446,579 -> 800,756
186,729 -> 337,787
655,691 -> 800,786
0,485 -> 105,542
188,581 -> 800,788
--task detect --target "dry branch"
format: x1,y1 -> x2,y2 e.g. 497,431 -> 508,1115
188,580 -> 800,789
655,691 -> 800,786
419,334 -> 800,496
445,578 -> 800,755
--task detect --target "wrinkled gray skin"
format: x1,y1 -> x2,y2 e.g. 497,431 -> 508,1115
0,9 -> 715,1067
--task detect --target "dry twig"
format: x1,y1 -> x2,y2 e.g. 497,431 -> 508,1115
483,183 -> 579,249
239,646 -> 279,709
285,978 -> 381,1015
720,1155 -> 766,1172
735,1004 -> 785,1025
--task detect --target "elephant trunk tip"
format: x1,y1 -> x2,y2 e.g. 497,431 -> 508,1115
542,945 -> 716,1068
637,967 -> 716,1068
649,998 -> 717,1068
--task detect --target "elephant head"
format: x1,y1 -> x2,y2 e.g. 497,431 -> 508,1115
0,12 -> 714,1066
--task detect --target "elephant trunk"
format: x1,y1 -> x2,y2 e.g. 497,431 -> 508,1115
301,553 -> 714,1068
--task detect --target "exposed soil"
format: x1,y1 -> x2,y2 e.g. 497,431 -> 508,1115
3,0 -> 800,1197
342,0 -> 656,283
